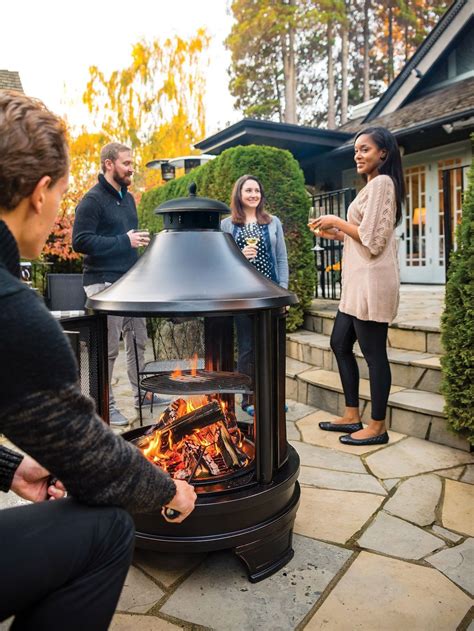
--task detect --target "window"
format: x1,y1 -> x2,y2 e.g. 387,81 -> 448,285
404,166 -> 427,267
438,158 -> 463,264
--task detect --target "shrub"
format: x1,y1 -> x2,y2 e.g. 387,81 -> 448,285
41,215 -> 83,274
139,145 -> 315,330
440,154 -> 474,444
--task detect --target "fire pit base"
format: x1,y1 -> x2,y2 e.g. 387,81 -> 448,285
130,444 -> 300,582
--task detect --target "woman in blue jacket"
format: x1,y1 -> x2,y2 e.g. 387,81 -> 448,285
221,174 -> 289,415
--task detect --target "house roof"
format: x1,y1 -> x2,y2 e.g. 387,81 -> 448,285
337,76 -> 474,141
195,118 -> 352,159
0,70 -> 23,92
365,0 -> 473,120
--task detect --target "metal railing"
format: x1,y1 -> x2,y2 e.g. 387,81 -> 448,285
442,164 -> 469,278
311,187 -> 356,299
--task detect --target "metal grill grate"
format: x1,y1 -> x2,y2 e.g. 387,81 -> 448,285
141,370 -> 252,395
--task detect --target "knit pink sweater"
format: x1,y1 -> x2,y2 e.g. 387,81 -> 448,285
339,174 -> 400,323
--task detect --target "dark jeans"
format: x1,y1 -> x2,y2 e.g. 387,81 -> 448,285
330,310 -> 391,421
0,498 -> 135,631
235,314 -> 254,408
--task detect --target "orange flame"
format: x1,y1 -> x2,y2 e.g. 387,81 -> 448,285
139,395 -> 249,479
191,353 -> 198,376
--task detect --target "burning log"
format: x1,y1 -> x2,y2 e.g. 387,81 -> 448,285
135,396 -> 250,480
143,400 -> 223,441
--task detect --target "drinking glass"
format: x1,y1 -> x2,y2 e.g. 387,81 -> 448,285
309,206 -> 323,250
245,236 -> 260,261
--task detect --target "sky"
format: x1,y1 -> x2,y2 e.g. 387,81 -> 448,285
0,0 -> 239,139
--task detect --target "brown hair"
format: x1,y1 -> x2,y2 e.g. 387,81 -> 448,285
0,90 -> 69,211
230,174 -> 271,225
100,142 -> 131,173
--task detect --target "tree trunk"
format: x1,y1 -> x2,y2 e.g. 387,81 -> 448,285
282,0 -> 297,124
340,3 -> 349,124
363,0 -> 370,101
327,20 -> 336,129
274,64 -> 284,123
387,3 -> 394,83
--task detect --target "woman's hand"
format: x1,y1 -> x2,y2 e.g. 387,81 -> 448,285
242,245 -> 258,260
313,214 -> 341,231
11,454 -> 66,502
319,228 -> 340,241
309,223 -> 344,242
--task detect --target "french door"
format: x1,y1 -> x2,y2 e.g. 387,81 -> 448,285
398,158 -> 465,283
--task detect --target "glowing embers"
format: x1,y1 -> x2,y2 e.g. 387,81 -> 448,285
134,396 -> 254,481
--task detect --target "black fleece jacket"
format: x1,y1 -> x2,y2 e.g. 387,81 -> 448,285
72,174 -> 138,285
0,220 -> 176,510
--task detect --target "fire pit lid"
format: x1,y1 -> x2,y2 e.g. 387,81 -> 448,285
156,182 -> 230,216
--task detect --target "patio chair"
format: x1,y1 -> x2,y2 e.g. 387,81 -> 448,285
46,273 -> 86,311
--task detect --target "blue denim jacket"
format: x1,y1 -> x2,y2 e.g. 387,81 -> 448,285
221,215 -> 289,288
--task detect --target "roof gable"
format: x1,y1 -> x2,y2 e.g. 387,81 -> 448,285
366,0 -> 473,120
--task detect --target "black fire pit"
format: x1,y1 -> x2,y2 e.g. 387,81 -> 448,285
86,184 -> 300,582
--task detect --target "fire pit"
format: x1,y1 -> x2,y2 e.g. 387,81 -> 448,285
86,184 -> 300,582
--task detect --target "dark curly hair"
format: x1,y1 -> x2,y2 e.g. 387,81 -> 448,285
0,90 -> 69,211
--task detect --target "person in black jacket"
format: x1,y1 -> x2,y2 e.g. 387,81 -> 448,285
0,90 -> 196,631
72,143 -> 169,426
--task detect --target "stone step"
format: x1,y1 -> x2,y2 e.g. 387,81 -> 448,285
287,330 -> 442,393
303,305 -> 442,354
285,366 -> 469,452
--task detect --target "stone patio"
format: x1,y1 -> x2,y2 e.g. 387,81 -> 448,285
1,285 -> 472,629
1,391 -> 472,630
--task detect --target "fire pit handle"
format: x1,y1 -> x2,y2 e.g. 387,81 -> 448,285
163,507 -> 181,520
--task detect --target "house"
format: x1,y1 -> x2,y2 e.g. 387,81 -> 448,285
196,0 -> 474,284
0,70 -> 23,92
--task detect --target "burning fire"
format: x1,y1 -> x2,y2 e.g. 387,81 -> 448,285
137,395 -> 251,481
171,354 -> 200,381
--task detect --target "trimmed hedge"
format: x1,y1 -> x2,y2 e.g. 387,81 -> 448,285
139,145 -> 315,330
440,153 -> 474,444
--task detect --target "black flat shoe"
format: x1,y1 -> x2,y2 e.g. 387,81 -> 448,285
339,432 -> 389,446
319,421 -> 363,433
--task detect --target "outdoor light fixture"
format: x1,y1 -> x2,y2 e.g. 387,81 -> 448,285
167,155 -> 216,174
146,154 -> 215,178
145,159 -> 176,181
442,116 -> 474,134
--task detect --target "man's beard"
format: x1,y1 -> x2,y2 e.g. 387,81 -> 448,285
112,169 -> 132,188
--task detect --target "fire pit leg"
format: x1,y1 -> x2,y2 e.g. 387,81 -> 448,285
234,524 -> 295,583
233,485 -> 299,583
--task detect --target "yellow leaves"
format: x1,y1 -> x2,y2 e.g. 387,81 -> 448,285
69,30 -> 210,202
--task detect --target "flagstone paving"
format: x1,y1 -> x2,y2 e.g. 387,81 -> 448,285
295,487 -> 384,544
427,538 -> 474,594
383,474 -> 442,526
365,436 -> 473,479
442,479 -> 474,537
161,537 -> 352,631
356,511 -> 445,560
1,349 -> 473,630
304,552 -> 472,631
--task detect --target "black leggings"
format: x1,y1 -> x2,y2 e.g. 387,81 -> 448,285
330,310 -> 391,421
0,498 -> 135,631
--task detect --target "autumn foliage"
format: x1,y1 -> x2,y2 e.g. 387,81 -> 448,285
40,30 -> 210,269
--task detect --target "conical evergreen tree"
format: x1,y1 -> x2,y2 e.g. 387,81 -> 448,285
139,145 -> 315,331
440,149 -> 474,444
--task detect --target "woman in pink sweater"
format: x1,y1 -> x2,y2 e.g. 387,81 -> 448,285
309,127 -> 405,446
